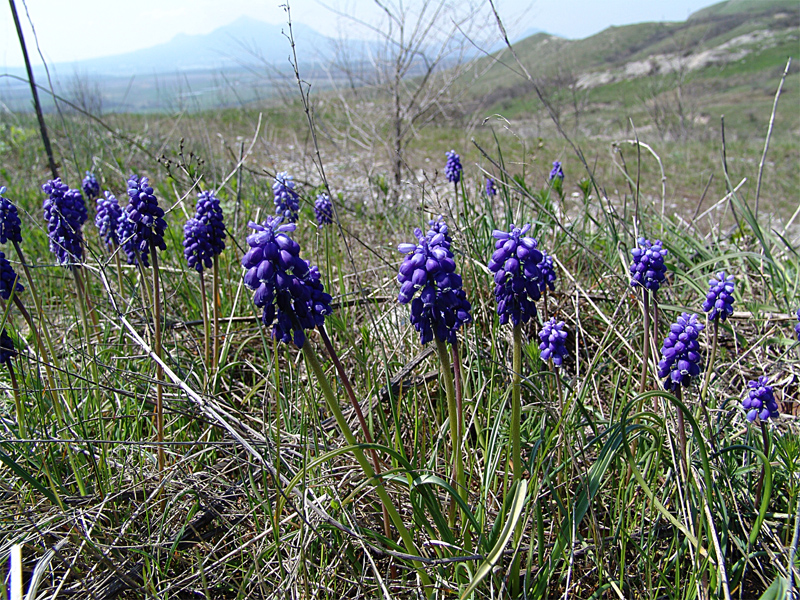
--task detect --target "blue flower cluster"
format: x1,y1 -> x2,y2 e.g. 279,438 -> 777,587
82,171 -> 100,201
42,178 -> 87,265
549,161 -> 564,182
183,190 -> 226,273
488,224 -> 543,326
539,318 -> 568,366
0,328 -> 16,365
657,313 -> 704,392
743,376 -> 779,422
0,251 -> 23,300
702,272 -> 735,322
314,193 -> 333,225
95,191 -> 122,249
0,187 -> 22,245
119,174 -> 167,267
397,222 -> 471,345
630,237 -> 668,292
242,216 -> 332,347
537,250 -> 557,293
485,177 -> 497,197
444,150 -> 462,184
273,172 -> 300,223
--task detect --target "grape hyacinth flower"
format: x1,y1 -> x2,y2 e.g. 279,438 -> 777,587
743,376 -> 779,423
537,249 -> 557,293
183,218 -> 212,272
630,237 -> 668,292
486,177 -> 497,197
444,150 -> 462,184
702,272 -> 735,322
273,172 -> 300,223
0,252 -> 23,300
539,318 -> 568,367
397,226 -> 471,345
42,178 -> 87,265
95,191 -> 122,249
549,161 -> 564,182
118,174 -> 167,266
0,188 -> 22,245
242,216 -> 333,348
314,193 -> 333,226
82,171 -> 100,201
427,215 -> 452,248
657,313 -> 704,392
184,190 -> 226,272
0,328 -> 16,365
487,224 -> 543,326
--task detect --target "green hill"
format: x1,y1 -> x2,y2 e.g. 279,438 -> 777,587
473,0 -> 799,140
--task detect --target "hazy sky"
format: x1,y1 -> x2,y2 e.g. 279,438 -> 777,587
1,0 -> 723,68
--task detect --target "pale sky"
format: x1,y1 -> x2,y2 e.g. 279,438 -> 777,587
0,0 -> 723,69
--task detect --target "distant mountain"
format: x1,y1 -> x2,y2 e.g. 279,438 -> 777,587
43,17 -> 333,77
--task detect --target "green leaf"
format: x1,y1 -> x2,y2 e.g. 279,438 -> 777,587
459,480 -> 528,600
758,576 -> 788,600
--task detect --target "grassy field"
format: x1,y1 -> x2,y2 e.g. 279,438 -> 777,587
0,4 -> 799,599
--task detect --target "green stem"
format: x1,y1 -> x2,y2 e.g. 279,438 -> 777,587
512,324 -> 522,483
318,325 -> 393,544
302,341 -> 432,593
212,255 -> 221,374
435,337 -> 463,524
199,272 -> 210,373
639,290 -> 651,394
114,247 -> 125,301
700,319 -> 719,449
756,421 -> 770,507
151,249 -> 165,475
8,362 -> 26,439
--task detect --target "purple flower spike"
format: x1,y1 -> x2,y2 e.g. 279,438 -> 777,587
0,187 -> 22,245
82,171 -> 100,201
314,193 -> 333,225
0,251 -> 23,300
549,161 -> 564,182
397,219 -> 471,345
742,376 -> 779,422
445,150 -> 462,184
0,328 -> 16,365
184,190 -> 226,272
486,177 -> 497,197
630,237 -> 668,292
536,249 -> 557,293
657,313 -> 704,392
42,178 -> 87,266
539,318 -> 568,367
273,172 -> 300,223
242,216 -> 332,347
702,272 -> 735,322
487,224 -> 544,326
118,174 -> 167,267
95,191 -> 122,249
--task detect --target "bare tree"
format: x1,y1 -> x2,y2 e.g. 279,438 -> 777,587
323,0 -> 498,198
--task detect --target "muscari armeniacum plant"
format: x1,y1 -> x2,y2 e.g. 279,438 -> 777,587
121,173 -> 168,473
549,160 -> 564,195
658,312 -> 704,472
243,215 -> 431,588
183,190 -> 226,372
700,272 -> 735,402
398,218 -> 472,531
314,193 -> 333,226
82,171 -> 100,202
445,150 -> 463,206
630,237 -> 668,392
743,376 -> 779,504
273,172 -> 300,223
95,191 -> 126,296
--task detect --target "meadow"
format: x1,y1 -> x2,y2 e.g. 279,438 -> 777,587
0,36 -> 799,600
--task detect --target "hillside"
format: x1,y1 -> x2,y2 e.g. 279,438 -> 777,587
475,0 -> 799,140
